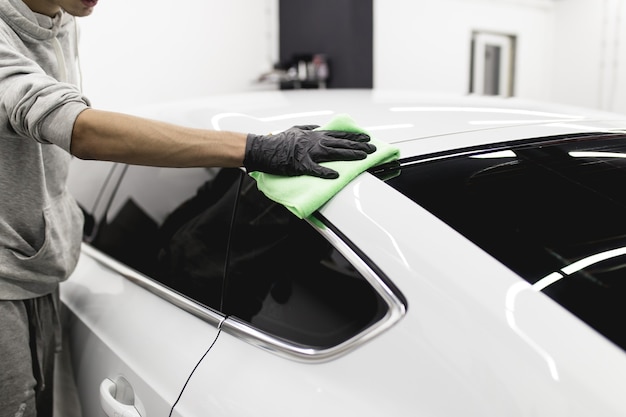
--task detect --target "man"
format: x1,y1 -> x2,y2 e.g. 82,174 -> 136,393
0,0 -> 375,416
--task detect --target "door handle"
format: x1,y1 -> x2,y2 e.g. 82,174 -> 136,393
100,377 -> 143,417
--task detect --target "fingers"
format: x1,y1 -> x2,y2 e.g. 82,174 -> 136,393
321,137 -> 377,154
309,164 -> 340,179
317,130 -> 371,142
320,147 -> 372,163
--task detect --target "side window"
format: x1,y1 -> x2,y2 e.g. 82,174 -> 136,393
67,159 -> 121,237
88,164 -> 389,349
222,175 -> 389,349
90,166 -> 242,311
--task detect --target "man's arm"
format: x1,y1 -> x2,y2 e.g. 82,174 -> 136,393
71,107 -> 375,178
70,108 -> 247,168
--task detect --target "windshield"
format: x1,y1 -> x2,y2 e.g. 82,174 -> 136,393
384,133 -> 626,350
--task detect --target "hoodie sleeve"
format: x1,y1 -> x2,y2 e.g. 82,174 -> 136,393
0,33 -> 90,153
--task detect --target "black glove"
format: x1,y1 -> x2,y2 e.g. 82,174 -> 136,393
243,125 -> 375,179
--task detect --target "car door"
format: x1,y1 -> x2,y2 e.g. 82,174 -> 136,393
164,174 -> 407,416
62,162 -> 239,417
65,160 -> 406,416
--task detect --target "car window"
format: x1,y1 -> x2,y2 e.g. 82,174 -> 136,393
384,133 -> 626,350
89,165 -> 239,311
222,175 -> 389,349
67,159 -> 121,237
87,165 -> 390,349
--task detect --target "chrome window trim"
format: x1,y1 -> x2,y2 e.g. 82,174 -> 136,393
80,216 -> 407,363
80,243 -> 225,328
220,217 -> 407,363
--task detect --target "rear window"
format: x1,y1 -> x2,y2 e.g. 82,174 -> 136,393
384,133 -> 626,350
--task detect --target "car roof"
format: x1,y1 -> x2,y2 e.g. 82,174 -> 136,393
131,89 -> 626,159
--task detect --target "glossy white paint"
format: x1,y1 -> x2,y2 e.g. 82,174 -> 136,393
320,172 -> 626,416
62,89 -> 626,417
62,248 -> 223,416
126,89 -> 626,143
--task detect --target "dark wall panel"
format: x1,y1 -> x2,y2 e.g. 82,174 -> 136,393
279,0 -> 373,88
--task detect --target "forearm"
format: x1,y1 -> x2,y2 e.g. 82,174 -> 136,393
70,108 -> 247,168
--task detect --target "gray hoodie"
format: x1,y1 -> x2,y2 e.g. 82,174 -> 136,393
0,0 -> 91,299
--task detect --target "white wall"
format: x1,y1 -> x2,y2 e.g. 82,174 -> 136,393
373,0 -> 626,115
77,0 -> 626,116
77,0 -> 278,112
553,0 -> 626,114
373,0 -> 557,101
551,0 -> 604,109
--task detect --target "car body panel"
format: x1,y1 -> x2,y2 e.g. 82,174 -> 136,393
62,89 -> 626,417
318,172 -> 626,416
127,89 -> 626,143
62,247 -> 223,416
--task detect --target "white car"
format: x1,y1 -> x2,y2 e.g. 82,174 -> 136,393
62,89 -> 626,417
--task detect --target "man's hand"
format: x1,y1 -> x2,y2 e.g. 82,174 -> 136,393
243,125 -> 375,179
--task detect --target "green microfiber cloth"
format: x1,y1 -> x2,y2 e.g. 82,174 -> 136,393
249,113 -> 401,219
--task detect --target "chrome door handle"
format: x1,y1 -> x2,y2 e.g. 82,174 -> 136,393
100,377 -> 143,417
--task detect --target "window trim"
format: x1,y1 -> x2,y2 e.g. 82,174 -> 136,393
80,214 -> 407,362
79,243 -> 226,328
221,215 -> 407,362
399,132 -> 619,167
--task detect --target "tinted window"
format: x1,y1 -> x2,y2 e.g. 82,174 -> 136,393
385,133 -> 626,350
222,175 -> 388,348
90,166 -> 239,310
89,165 -> 388,348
